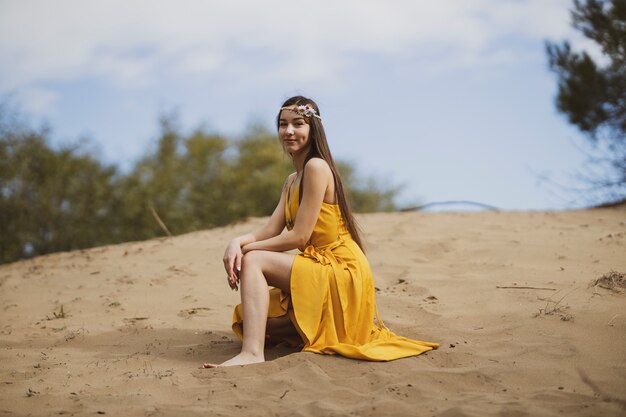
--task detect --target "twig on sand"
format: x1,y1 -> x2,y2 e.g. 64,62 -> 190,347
607,314 -> 621,326
496,286 -> 557,291
578,369 -> 626,410
150,205 -> 172,237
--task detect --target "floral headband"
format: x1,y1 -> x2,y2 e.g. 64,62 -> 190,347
280,104 -> 322,120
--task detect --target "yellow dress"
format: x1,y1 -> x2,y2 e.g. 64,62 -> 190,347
232,178 -> 438,361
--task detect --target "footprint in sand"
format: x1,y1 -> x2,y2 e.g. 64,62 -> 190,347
178,307 -> 212,318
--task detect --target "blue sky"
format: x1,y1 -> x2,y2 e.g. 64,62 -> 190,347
0,0 -> 599,210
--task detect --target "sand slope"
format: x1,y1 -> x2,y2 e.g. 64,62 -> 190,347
1,208 -> 625,417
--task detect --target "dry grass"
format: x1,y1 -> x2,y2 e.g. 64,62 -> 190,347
46,304 -> 67,320
590,270 -> 626,293
534,291 -> 573,321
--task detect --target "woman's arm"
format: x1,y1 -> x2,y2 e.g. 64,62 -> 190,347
223,174 -> 293,288
242,158 -> 331,254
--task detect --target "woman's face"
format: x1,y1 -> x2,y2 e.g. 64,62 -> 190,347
278,106 -> 311,155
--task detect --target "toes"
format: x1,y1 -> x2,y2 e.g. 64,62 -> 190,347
201,362 -> 219,369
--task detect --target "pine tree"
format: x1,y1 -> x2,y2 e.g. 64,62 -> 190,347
546,0 -> 626,204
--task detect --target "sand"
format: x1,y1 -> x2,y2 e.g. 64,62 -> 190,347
1,208 -> 625,417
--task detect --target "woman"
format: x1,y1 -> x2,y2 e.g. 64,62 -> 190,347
203,96 -> 437,368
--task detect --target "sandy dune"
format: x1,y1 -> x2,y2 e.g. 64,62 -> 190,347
1,208 -> 625,416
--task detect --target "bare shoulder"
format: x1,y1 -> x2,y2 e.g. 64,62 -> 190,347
303,158 -> 335,202
304,157 -> 332,177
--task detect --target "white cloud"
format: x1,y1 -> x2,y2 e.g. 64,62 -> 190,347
0,0 -> 578,94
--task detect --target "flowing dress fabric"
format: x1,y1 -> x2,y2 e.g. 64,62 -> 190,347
232,178 -> 438,361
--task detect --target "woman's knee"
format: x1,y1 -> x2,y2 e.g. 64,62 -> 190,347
241,250 -> 266,271
241,251 -> 292,291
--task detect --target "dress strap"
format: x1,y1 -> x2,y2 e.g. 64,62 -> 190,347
285,173 -> 300,230
286,174 -> 295,203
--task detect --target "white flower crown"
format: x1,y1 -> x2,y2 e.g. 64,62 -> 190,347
281,104 -> 322,120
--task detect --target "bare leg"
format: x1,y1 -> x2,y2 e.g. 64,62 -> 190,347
203,251 -> 295,368
216,254 -> 269,366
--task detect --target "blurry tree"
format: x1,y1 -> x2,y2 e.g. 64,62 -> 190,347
225,126 -> 294,220
115,116 -> 234,239
0,110 -> 119,263
119,118 -> 398,238
0,107 -> 400,265
336,161 -> 399,212
546,0 -> 626,203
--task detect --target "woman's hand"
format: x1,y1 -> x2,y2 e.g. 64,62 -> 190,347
223,239 -> 243,291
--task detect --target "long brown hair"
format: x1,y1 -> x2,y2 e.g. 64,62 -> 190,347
276,95 -> 365,251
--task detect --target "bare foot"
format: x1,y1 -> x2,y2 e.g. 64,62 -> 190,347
201,352 -> 264,369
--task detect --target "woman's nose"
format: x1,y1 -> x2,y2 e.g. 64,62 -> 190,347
285,124 -> 295,134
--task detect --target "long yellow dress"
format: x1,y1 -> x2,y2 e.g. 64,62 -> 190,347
232,177 -> 438,361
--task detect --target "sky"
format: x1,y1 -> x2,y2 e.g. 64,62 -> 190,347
0,0 -> 601,210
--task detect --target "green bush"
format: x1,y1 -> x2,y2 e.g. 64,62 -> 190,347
0,109 -> 399,264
